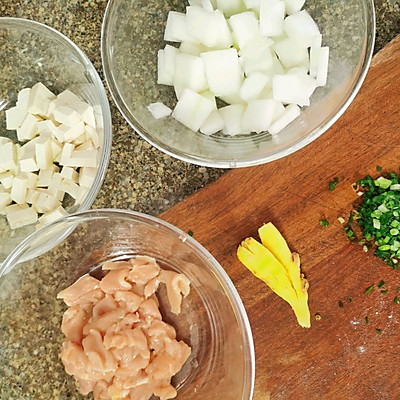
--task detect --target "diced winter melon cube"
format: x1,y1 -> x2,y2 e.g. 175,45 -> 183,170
186,6 -> 233,48
5,204 -> 38,229
284,0 -> 305,14
147,102 -> 172,119
239,72 -> 271,102
174,85 -> 185,100
199,90 -> 217,108
269,104 -> 301,134
6,106 -> 28,130
189,0 -> 202,5
200,110 -> 224,135
284,10 -> 320,48
216,0 -> 246,17
179,41 -> 207,56
219,92 -> 247,105
172,88 -> 215,132
241,99 -> 282,133
201,0 -> 214,11
229,11 -> 259,50
174,53 -> 208,92
272,53 -> 285,74
219,104 -> 246,136
309,34 -> 322,78
157,45 -> 179,86
273,37 -> 309,69
201,49 -> 242,96
244,0 -> 260,12
272,73 -> 317,106
240,36 -> 274,75
259,0 -> 285,37
316,47 -> 329,87
164,11 -> 194,42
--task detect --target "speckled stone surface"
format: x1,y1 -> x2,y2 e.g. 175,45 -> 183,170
1,0 -> 398,217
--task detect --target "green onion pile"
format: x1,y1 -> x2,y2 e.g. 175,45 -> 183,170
347,172 -> 400,268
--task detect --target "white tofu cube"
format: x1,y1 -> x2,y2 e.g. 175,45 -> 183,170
6,106 -> 28,130
5,204 -> 38,229
172,88 -> 215,132
60,166 -> 79,182
51,139 -> 63,160
84,125 -> 100,149
0,192 -> 12,214
60,143 -> 75,165
186,6 -> 233,48
239,72 -> 271,102
35,137 -> 53,170
16,88 -> 31,109
72,133 -> 88,146
60,178 -> 80,199
21,172 -> 38,189
164,11 -> 194,42
201,49 -> 242,96
0,142 -> 17,171
66,149 -> 99,168
37,164 -> 59,187
62,121 -> 86,143
26,188 -> 41,205
157,45 -> 179,86
79,167 -> 97,187
174,53 -> 208,92
200,110 -> 224,135
284,10 -> 320,48
259,0 -> 285,37
219,104 -> 246,136
10,175 -> 28,204
37,119 -> 59,138
56,89 -> 83,107
273,37 -> 309,69
269,103 -> 301,134
53,105 -> 81,127
27,82 -> 56,118
17,114 -> 41,141
0,171 -> 15,189
34,192 -> 61,214
229,11 -> 259,50
75,102 -> 96,128
37,205 -> 67,229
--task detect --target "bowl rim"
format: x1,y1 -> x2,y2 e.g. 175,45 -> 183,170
0,16 -> 112,215
100,0 -> 376,168
0,17 -> 113,261
0,208 -> 256,399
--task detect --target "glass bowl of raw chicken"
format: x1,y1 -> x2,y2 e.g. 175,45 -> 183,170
101,0 -> 375,167
0,209 -> 255,400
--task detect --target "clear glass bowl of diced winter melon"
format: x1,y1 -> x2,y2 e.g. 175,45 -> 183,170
0,18 -> 112,263
101,0 -> 375,168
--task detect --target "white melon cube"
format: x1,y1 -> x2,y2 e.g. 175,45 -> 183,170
309,34 -> 322,78
273,73 -> 317,106
0,171 -> 14,189
174,85 -> 184,100
186,7 -> 232,48
147,102 -> 172,119
0,142 -> 17,171
16,88 -> 31,109
220,104 -> 246,136
273,37 -> 309,69
259,0 -> 285,37
269,103 -> 301,134
172,88 -> 215,132
17,114 -> 41,141
189,0 -> 202,5
216,0 -> 246,17
244,0 -> 260,11
241,99 -> 282,133
5,204 -> 38,229
79,167 -> 97,187
284,0 -> 305,14
200,110 -> 224,135
284,10 -> 320,48
35,137 -> 53,170
179,41 -> 207,56
229,11 -> 259,50
157,45 -> 179,86
10,175 -> 28,204
199,90 -> 217,108
27,82 -> 56,118
174,53 -> 208,92
239,72 -> 270,102
0,192 -> 12,214
6,106 -> 28,130
240,36 -> 274,75
272,53 -> 285,74
219,92 -> 247,105
316,47 -> 329,87
37,164 -> 59,187
201,0 -> 214,11
201,49 -> 242,96
164,11 -> 193,42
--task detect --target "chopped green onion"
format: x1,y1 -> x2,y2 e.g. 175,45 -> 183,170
329,177 -> 339,191
188,230 -> 194,237
365,316 -> 370,324
394,297 -> 400,304
375,328 -> 382,334
347,297 -> 352,303
381,290 -> 388,295
378,280 -> 385,288
319,219 -> 329,226
376,166 -> 383,172
365,285 -> 375,294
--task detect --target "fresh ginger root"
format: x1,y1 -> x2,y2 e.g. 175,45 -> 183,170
237,222 -> 310,328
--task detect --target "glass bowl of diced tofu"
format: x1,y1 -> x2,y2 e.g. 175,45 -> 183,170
101,0 -> 375,168
0,18 -> 112,263
0,209 -> 255,399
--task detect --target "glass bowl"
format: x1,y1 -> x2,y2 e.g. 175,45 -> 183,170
0,18 -> 112,263
0,209 -> 255,399
101,0 -> 375,168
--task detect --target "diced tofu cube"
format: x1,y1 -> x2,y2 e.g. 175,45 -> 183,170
60,166 -> 79,182
269,103 -> 301,134
16,88 -> 31,109
60,143 -> 75,165
284,10 -> 320,48
75,102 -> 96,128
0,192 -> 12,214
26,188 -> 41,205
63,149 -> 99,168
56,89 -> 83,107
79,167 -> 97,188
27,82 -> 56,118
34,192 -> 61,214
37,165 -> 59,187
5,204 -> 38,229
239,72 -> 271,102
157,45 -> 179,86
229,11 -> 259,50
47,172 -> 63,197
84,125 -> 100,149
147,102 -> 172,119
259,0 -> 285,37
174,53 -> 208,92
60,178 -> 80,199
35,137 -> 53,170
0,142 -> 18,171
273,37 -> 309,69
201,49 -> 242,96
172,88 -> 215,132
61,121 -> 86,142
241,99 -> 284,133
200,109 -> 224,135
17,114 -> 42,141
164,11 -> 194,42
36,205 -> 67,229
186,6 -> 233,48
37,119 -> 59,138
21,172 -> 38,189
219,104 -> 246,136
5,106 -> 28,130
53,105 -> 81,127
10,175 -> 28,204
0,171 -> 15,189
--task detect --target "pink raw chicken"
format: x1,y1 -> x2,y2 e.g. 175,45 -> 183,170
58,256 -> 191,400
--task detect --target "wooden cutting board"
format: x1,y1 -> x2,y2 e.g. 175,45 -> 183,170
160,36 -> 400,400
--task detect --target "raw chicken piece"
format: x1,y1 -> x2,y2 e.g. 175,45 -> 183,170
61,305 -> 90,344
100,268 -> 132,294
159,270 -> 191,314
57,274 -> 102,306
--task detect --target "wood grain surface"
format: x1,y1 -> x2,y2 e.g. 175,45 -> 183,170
160,36 -> 400,400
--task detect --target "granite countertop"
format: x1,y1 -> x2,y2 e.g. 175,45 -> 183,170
1,0 -> 399,217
